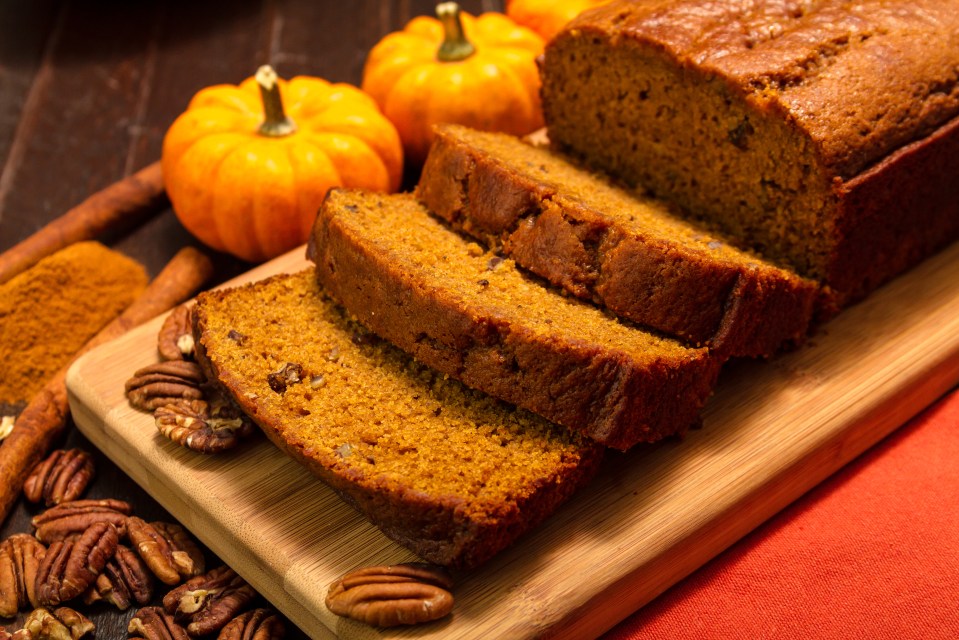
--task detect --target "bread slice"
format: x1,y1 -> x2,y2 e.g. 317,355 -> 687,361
193,269 -> 603,569
417,125 -> 819,358
540,0 -> 959,305
309,189 -> 723,451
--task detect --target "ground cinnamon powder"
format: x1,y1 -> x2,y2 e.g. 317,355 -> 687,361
0,241 -> 147,405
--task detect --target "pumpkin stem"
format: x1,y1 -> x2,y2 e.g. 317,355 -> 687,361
255,65 -> 297,137
436,2 -> 475,62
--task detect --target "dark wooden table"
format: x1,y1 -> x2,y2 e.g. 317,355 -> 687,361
0,1 -> 500,636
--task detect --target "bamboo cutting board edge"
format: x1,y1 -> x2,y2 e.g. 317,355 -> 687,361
552,349 -> 959,639
67,242 -> 959,639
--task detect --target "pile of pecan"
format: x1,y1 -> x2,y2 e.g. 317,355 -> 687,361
0,448 -> 287,639
125,306 -> 256,455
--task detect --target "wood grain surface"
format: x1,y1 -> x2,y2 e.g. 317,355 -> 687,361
66,238 -> 959,639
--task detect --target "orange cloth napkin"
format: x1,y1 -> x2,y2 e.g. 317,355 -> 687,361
605,385 -> 959,639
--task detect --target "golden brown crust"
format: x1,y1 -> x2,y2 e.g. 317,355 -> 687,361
563,0 -> 959,178
417,125 -> 818,357
825,114 -> 959,301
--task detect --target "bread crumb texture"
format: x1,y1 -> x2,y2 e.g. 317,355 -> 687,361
329,190 -> 695,360
312,190 -> 723,450
194,270 -> 601,558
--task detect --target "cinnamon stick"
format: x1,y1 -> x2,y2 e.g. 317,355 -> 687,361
0,246 -> 213,524
0,162 -> 166,287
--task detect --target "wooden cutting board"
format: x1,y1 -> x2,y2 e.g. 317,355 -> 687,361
67,242 -> 959,639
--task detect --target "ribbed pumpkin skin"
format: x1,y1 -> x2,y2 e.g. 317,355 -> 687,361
505,0 -> 611,41
362,9 -> 544,165
162,75 -> 403,262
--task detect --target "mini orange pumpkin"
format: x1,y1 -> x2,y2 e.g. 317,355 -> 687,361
162,66 -> 403,262
362,2 -> 544,165
506,0 -> 611,41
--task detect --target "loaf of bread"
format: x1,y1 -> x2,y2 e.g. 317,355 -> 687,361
417,124 -> 819,358
192,269 -> 603,569
541,0 -> 959,305
309,189 -> 723,451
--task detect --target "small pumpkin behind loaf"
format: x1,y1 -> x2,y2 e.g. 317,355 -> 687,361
362,2 -> 544,165
162,66 -> 403,263
506,0 -> 611,41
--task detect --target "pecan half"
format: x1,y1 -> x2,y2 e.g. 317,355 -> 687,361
23,450 -> 95,506
127,518 -> 204,586
32,499 -> 131,544
128,606 -> 189,640
0,534 -> 46,617
52,607 -> 94,639
154,398 -> 255,454
162,565 -> 257,636
82,544 -> 152,610
125,361 -> 206,412
325,563 -> 454,627
218,608 -> 286,640
35,522 -> 118,606
21,606 -> 94,640
158,306 -> 196,362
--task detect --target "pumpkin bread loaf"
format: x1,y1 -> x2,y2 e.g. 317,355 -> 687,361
417,125 -> 819,358
309,189 -> 722,451
541,0 -> 959,305
193,269 -> 603,570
